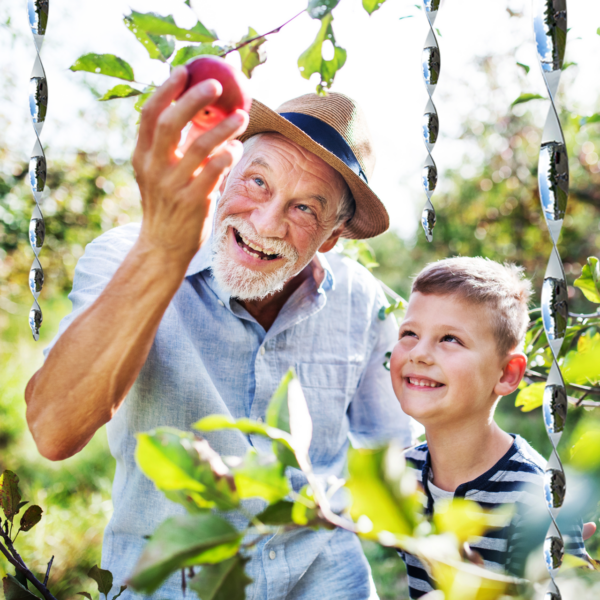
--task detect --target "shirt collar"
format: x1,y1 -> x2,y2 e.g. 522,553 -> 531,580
185,237 -> 336,293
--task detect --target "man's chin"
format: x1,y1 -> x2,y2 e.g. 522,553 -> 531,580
212,250 -> 298,302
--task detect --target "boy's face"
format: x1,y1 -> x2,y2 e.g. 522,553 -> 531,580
390,292 -> 522,429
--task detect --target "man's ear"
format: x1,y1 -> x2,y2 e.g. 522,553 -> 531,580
494,352 -> 527,397
219,171 -> 230,195
318,226 -> 345,254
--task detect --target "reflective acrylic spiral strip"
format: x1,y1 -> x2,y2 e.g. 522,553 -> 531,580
533,1 -> 568,597
28,0 -> 49,341
420,0 -> 441,242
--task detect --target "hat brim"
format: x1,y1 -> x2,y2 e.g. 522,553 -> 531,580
238,99 -> 389,240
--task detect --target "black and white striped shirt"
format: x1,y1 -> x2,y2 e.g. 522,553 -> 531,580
399,435 -> 587,599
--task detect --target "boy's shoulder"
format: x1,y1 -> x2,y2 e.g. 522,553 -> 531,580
507,435 -> 546,476
403,442 -> 429,480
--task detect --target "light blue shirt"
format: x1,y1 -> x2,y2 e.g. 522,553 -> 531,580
45,223 -> 416,600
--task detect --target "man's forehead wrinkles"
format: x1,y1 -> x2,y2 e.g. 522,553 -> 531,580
249,157 -> 271,171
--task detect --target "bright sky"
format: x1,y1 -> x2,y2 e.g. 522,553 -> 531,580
2,0 -> 600,238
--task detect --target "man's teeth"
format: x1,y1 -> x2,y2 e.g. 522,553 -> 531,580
238,231 -> 278,256
408,378 -> 441,388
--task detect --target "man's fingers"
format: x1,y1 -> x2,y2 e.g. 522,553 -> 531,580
137,67 -> 188,152
150,79 -> 223,163
185,140 -> 244,202
170,110 -> 249,184
583,521 -> 596,541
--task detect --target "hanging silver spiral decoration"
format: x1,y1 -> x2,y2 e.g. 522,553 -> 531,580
27,0 -> 49,341
420,0 -> 440,242
533,1 -> 568,597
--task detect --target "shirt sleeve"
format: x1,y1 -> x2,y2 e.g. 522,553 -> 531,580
347,283 -> 422,449
43,224 -> 139,359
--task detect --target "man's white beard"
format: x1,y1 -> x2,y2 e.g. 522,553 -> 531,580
211,216 -> 302,301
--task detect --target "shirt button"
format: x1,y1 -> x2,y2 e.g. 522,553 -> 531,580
257,416 -> 263,423
269,550 -> 276,560
217,300 -> 224,307
260,346 -> 265,355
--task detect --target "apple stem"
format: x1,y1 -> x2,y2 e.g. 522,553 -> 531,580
220,9 -> 306,58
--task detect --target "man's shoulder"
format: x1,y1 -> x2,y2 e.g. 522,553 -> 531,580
324,250 -> 386,302
88,222 -> 142,251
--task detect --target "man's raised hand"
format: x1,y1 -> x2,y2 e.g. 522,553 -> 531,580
132,66 -> 249,265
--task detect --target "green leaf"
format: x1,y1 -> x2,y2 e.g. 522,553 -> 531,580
574,257 -> 600,304
124,14 -> 174,62
378,299 -> 406,321
517,62 -> 530,74
562,61 -> 577,71
307,0 -> 341,19
435,28 -> 442,37
69,54 -> 135,82
363,0 -> 387,14
112,585 -> 127,600
266,369 -> 311,470
16,501 -> 28,511
266,370 -> 294,433
398,15 -> 414,20
189,556 -> 252,600
511,93 -> 545,107
99,84 -> 143,102
171,44 -> 224,68
515,382 -> 545,412
291,485 -> 319,526
88,565 -> 113,597
339,240 -> 378,271
571,421 -> 600,470
298,13 -> 347,94
0,470 -> 21,523
136,428 -> 239,511
230,450 -> 290,503
580,113 -> 600,126
77,593 -> 93,600
134,88 -> 155,113
127,11 -> 216,43
346,443 -> 422,541
562,331 -> 600,385
18,505 -> 42,532
2,575 -> 39,600
255,500 -> 294,525
433,498 -> 512,546
128,513 -> 242,594
237,27 -> 267,79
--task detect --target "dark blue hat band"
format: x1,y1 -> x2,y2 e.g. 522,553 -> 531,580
279,112 -> 368,184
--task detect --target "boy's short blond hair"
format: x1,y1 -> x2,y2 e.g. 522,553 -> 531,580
412,257 -> 532,356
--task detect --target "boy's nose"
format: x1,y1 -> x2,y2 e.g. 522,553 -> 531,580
408,341 -> 434,365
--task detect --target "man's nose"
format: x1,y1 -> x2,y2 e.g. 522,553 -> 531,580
250,197 -> 288,239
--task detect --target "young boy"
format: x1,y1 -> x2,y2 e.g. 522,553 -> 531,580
389,257 -> 587,598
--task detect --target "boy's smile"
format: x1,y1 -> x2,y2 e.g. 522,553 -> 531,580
390,292 -> 517,429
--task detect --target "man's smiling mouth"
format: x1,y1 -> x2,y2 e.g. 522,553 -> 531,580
233,228 -> 282,261
406,377 -> 444,388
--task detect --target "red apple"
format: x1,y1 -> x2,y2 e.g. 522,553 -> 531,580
183,55 -> 251,131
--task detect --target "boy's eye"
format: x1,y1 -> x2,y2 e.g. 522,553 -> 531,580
441,334 -> 460,344
400,330 -> 417,339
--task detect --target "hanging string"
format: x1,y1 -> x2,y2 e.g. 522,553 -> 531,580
420,0 -> 441,242
533,1 -> 569,597
27,0 -> 49,341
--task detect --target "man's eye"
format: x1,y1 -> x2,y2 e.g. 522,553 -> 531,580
253,177 -> 265,187
297,204 -> 312,214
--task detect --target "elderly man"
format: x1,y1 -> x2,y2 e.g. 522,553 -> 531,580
25,68 -> 414,599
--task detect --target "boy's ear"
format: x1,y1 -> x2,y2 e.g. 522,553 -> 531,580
495,352 -> 527,397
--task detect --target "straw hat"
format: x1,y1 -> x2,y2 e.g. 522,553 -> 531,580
238,93 -> 389,240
